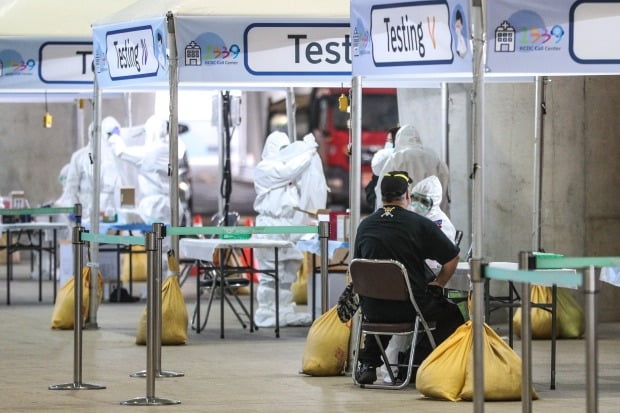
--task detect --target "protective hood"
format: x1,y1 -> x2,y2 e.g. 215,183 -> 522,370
412,175 -> 443,214
144,115 -> 168,145
101,116 -> 121,137
261,131 -> 291,160
394,124 -> 423,150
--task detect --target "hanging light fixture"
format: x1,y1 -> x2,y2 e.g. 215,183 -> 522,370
43,90 -> 53,128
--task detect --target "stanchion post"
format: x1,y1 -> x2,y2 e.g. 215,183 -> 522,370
122,232 -> 180,406
131,223 -> 183,379
49,225 -> 105,391
519,251 -> 532,412
470,258 -> 485,413
584,265 -> 598,413
74,203 -> 82,226
319,221 -> 329,314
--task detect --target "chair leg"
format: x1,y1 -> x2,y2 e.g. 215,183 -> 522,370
351,320 -> 363,385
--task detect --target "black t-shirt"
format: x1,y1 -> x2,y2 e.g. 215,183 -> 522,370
354,205 -> 459,296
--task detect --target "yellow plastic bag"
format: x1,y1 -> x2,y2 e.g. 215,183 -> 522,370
136,255 -> 188,345
121,245 -> 147,282
557,288 -> 585,338
416,321 -> 537,401
51,267 -> 103,329
513,285 -> 555,339
301,306 -> 350,376
292,252 -> 312,305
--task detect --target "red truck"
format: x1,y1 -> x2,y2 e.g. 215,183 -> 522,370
266,87 -> 398,211
308,87 -> 398,210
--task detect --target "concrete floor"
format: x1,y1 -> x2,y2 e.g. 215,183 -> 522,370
1,261 -> 620,413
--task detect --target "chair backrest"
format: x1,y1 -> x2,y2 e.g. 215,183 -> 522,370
349,258 -> 412,302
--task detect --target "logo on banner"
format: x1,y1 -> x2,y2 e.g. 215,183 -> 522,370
105,26 -> 159,80
493,10 -> 565,54
0,49 -> 36,78
370,1 -> 456,66
352,22 -> 371,57
184,32 -> 241,67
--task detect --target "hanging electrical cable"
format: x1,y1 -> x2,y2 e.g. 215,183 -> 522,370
220,91 -> 234,226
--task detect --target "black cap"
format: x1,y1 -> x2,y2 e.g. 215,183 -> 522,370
381,171 -> 413,197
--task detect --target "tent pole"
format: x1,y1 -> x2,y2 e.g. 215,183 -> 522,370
167,12 -> 180,255
441,82 -> 449,165
470,1 -> 487,411
346,75 -> 363,374
532,76 -> 546,252
85,76 -> 102,328
216,93 -> 225,217
286,87 -> 297,142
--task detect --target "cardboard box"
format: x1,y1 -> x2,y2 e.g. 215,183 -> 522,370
120,187 -> 136,208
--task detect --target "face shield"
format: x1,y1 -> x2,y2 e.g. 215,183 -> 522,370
411,191 -> 433,215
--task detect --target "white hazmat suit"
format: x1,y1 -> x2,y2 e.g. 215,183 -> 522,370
109,115 -> 171,225
59,116 -> 122,223
381,174 -> 457,383
375,125 -> 450,212
253,131 -> 328,328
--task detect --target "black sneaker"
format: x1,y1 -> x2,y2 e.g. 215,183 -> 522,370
356,363 -> 377,384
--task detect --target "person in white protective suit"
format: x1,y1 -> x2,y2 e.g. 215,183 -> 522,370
381,174 -> 457,383
374,124 -> 450,213
59,116 -> 122,223
253,131 -> 329,328
365,126 -> 400,209
108,115 -> 173,225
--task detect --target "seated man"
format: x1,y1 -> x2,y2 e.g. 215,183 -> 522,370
354,171 -> 465,385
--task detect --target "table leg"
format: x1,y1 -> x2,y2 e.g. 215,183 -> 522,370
250,248 -> 255,332
38,229 -> 43,302
220,249 -> 225,339
6,229 -> 10,305
196,261 -> 201,333
53,229 -> 57,303
274,247 -> 280,339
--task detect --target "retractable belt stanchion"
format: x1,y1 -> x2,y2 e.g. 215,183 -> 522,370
122,231 -> 180,406
470,258 -> 485,413
131,223 -> 183,379
319,221 -> 329,314
584,265 -> 598,413
519,251 -> 533,413
49,225 -> 105,391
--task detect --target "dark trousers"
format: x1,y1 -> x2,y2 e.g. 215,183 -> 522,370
358,295 -> 465,367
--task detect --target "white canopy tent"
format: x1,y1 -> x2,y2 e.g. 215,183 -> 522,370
92,0 -> 357,257
0,0 -> 145,326
352,0 -> 620,409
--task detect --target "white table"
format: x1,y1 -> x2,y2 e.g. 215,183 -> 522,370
0,222 -> 67,305
179,237 -> 294,338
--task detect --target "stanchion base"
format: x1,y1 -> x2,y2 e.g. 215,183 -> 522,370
130,369 -> 185,378
49,382 -> 106,390
83,322 -> 100,330
121,396 -> 180,406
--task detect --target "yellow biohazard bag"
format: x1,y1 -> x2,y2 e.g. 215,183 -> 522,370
513,285 -> 584,339
121,245 -> 147,282
301,306 -> 350,376
557,288 -> 584,338
513,285 -> 556,339
51,267 -> 103,329
416,321 -> 537,401
292,252 -> 312,305
136,254 -> 188,345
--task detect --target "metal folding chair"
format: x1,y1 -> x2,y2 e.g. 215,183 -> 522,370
350,258 -> 436,389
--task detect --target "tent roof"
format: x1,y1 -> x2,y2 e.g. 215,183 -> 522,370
93,0 -> 349,26
0,0 -> 141,37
